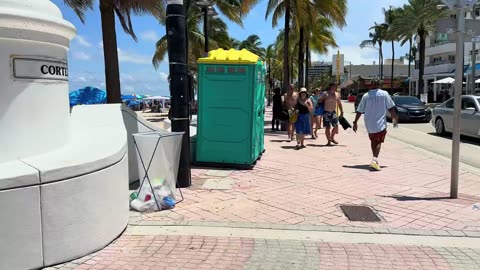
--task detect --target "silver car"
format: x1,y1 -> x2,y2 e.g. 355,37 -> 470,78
432,95 -> 480,139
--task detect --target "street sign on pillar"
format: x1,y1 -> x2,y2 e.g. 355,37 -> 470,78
332,53 -> 344,76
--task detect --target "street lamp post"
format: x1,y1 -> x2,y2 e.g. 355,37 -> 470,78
166,0 -> 191,188
471,7 -> 478,94
451,1 -> 465,199
439,0 -> 476,199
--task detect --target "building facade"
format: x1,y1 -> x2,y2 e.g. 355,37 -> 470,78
307,61 -> 332,81
411,10 -> 480,102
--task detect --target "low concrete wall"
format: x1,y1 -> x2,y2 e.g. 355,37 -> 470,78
42,155 -> 129,266
0,186 -> 43,270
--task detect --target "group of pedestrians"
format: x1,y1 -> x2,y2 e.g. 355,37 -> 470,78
271,79 -> 399,171
271,83 -> 344,150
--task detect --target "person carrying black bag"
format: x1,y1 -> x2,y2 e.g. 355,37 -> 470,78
271,87 -> 283,131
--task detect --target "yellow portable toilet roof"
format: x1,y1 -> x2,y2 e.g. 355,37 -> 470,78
198,48 -> 260,64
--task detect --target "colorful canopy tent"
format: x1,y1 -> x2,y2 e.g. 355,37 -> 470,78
142,96 -> 171,113
69,86 -> 107,106
121,94 -> 144,101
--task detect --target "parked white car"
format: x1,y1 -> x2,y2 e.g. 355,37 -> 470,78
431,95 -> 480,139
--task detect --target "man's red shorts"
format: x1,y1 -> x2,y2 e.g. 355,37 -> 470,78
369,129 -> 387,143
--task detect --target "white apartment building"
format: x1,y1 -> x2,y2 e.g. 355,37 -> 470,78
411,11 -> 480,101
307,61 -> 332,81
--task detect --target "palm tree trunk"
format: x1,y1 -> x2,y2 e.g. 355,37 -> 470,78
305,39 -> 310,89
298,27 -> 304,88
100,0 -> 121,103
391,41 -> 394,93
379,42 -> 383,81
283,0 -> 290,93
268,59 -> 272,102
290,56 -> 294,84
419,31 -> 426,95
408,38 -> 412,77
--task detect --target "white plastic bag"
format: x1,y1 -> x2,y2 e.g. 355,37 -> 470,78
130,199 -> 155,212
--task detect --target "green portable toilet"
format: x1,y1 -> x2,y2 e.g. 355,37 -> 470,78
196,49 -> 265,168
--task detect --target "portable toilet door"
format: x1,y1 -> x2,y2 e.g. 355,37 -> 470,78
196,49 -> 261,168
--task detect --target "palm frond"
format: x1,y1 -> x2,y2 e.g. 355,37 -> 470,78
152,35 -> 168,69
63,0 -> 95,23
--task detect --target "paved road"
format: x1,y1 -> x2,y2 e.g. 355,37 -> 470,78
343,102 -> 480,169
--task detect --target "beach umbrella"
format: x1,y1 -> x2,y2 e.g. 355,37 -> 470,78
69,86 -> 107,106
432,77 -> 455,84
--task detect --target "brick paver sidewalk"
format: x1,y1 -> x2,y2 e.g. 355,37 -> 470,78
49,235 -> 480,270
137,107 -> 480,234
46,105 -> 480,270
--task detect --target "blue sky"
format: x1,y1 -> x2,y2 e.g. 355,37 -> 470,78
52,0 -> 409,96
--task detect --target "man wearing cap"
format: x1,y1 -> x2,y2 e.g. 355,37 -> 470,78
353,80 -> 398,171
285,84 -> 298,141
320,83 -> 343,146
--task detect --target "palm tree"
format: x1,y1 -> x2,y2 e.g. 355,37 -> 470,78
304,16 -> 337,88
229,37 -> 241,49
237,35 -> 266,58
152,8 -> 231,71
64,0 -> 160,104
299,0 -> 347,87
265,0 -> 294,92
153,0 -> 259,69
392,0 -> 448,95
383,6 -> 401,93
264,44 -> 276,102
360,22 -> 388,80
266,0 -> 347,90
272,29 -> 299,86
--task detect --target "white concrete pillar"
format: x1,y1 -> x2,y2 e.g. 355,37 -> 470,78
433,76 -> 438,102
0,0 -> 76,163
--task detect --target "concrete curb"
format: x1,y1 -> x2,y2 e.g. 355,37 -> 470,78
129,219 -> 480,238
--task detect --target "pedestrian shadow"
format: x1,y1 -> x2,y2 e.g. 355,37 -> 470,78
307,144 -> 347,148
281,146 -> 300,150
342,165 -> 388,171
380,195 -> 450,201
271,140 -> 291,143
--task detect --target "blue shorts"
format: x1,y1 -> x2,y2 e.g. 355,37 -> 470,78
314,106 -> 324,116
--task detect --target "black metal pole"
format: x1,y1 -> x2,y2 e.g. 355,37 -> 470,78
166,0 -> 191,188
203,7 -> 208,54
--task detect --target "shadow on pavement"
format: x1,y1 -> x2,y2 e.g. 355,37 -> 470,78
307,144 -> 347,148
427,132 -> 480,147
342,165 -> 388,171
271,139 -> 291,143
381,195 -> 450,201
281,146 -> 300,150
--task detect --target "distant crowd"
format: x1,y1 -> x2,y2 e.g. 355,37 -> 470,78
270,83 -> 344,149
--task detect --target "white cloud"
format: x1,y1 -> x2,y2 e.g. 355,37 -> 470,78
140,30 -> 160,42
74,35 -> 92,48
73,51 -> 91,61
117,48 -> 151,65
120,73 -> 135,82
98,41 -> 103,49
313,45 -> 379,65
159,72 -> 169,82
74,76 -> 88,83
